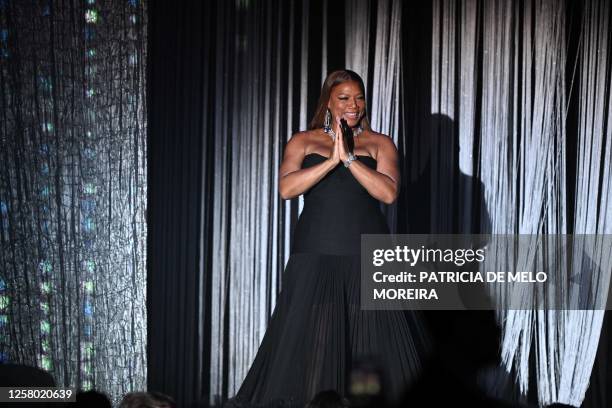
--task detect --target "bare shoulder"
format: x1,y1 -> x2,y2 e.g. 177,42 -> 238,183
287,129 -> 326,153
364,130 -> 397,158
284,129 -> 324,158
290,129 -> 321,143
369,130 -> 396,146
285,130 -> 309,153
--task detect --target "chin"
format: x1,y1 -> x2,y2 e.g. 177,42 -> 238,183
345,117 -> 362,128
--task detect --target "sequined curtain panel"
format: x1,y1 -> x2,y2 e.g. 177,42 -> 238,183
0,0 -> 147,403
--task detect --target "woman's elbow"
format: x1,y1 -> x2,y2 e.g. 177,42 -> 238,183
279,183 -> 295,200
279,187 -> 290,200
381,196 -> 396,205
381,188 -> 398,205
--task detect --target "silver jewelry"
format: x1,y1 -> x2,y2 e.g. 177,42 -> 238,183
352,126 -> 364,137
326,128 -> 336,141
323,109 -> 332,133
323,124 -> 363,142
344,152 -> 357,168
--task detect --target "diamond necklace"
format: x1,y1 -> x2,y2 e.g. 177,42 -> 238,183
325,125 -> 364,141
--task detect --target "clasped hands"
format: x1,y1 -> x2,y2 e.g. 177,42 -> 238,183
328,117 -> 353,165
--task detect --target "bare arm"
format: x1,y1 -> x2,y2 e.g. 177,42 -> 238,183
344,133 -> 400,204
278,133 -> 337,200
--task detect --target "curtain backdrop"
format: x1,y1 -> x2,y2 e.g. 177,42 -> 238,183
146,0 -> 612,407
0,0 -> 147,405
425,1 -> 612,406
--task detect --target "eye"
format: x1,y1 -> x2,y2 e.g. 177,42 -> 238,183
339,96 -> 348,100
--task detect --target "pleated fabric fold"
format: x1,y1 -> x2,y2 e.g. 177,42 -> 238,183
228,253 -> 427,407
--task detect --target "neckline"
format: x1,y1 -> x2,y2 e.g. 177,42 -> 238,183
304,152 -> 376,161
324,125 -> 364,141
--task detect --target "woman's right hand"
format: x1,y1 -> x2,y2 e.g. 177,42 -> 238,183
329,120 -> 342,165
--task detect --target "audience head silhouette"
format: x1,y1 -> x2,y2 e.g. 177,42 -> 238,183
76,390 -> 112,407
119,391 -> 176,408
306,390 -> 350,408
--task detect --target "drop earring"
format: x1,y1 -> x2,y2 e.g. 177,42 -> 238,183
323,109 -> 332,133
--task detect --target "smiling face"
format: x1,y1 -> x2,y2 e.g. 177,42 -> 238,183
327,80 -> 366,128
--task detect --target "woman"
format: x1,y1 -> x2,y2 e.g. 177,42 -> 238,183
229,70 -> 426,407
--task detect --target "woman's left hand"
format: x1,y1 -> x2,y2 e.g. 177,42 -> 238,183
333,117 -> 350,162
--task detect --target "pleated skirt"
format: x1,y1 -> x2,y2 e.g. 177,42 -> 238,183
227,253 -> 428,407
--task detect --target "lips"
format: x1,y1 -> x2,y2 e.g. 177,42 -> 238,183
343,112 -> 360,119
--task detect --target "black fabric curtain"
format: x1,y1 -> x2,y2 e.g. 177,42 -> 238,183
147,0 -> 207,405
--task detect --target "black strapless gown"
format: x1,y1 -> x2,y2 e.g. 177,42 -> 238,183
229,153 -> 427,407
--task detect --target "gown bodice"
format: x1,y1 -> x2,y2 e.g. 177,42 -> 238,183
291,153 -> 390,255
